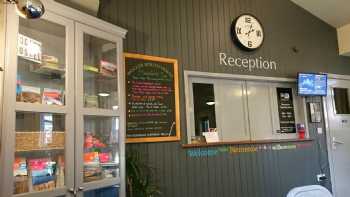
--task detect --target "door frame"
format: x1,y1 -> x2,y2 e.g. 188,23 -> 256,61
323,73 -> 350,196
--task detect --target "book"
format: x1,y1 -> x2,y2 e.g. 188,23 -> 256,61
100,60 -> 117,77
84,152 -> 100,163
28,158 -> 56,187
84,64 -> 99,73
19,85 -> 41,104
30,62 -> 65,76
13,157 -> 28,176
32,175 -> 55,185
42,55 -> 59,64
99,152 -> 112,163
85,94 -> 98,108
42,88 -> 64,106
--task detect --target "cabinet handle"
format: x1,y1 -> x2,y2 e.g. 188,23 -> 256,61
78,186 -> 85,191
68,188 -> 77,195
333,139 -> 345,145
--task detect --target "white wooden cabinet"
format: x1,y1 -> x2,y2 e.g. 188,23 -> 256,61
0,1 -> 127,197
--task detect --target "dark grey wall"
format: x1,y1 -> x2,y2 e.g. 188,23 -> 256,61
97,0 -> 350,196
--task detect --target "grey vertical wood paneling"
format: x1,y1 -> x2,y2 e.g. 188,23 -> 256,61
192,0 -> 200,71
199,0 -> 208,72
205,0 -> 214,72
240,149 -> 249,196
252,152 -> 261,197
143,0 -> 152,55
234,152 -> 243,196
150,0 -> 160,55
135,0 -> 144,54
158,0 -> 167,57
179,0 -> 189,69
207,152 -> 216,197
95,0 -> 350,196
226,150 -> 234,196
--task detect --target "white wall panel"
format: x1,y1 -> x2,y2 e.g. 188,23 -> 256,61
247,82 -> 275,140
216,80 -> 249,141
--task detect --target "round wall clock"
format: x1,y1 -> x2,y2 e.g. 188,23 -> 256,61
231,14 -> 264,51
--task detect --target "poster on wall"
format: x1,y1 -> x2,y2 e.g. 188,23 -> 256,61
276,88 -> 296,133
124,53 -> 181,143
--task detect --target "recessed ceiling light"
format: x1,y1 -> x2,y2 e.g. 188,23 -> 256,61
206,101 -> 215,106
98,93 -> 110,97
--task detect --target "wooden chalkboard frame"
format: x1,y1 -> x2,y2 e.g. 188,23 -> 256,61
124,53 -> 181,143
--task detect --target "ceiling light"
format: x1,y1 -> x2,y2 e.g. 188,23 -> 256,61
206,101 -> 215,106
98,93 -> 110,97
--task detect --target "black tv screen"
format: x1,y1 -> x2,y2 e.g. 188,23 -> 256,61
298,73 -> 327,96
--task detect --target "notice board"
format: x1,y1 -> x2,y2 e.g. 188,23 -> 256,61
124,53 -> 180,143
276,88 -> 296,133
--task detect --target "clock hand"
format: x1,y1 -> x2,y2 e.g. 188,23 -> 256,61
246,29 -> 254,36
245,24 -> 253,36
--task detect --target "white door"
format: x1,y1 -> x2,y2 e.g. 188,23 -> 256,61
326,78 -> 350,197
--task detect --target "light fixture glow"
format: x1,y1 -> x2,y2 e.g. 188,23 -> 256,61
98,93 -> 110,97
206,101 -> 215,106
112,105 -> 119,110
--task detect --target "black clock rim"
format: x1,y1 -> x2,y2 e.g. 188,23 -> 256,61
231,13 -> 265,51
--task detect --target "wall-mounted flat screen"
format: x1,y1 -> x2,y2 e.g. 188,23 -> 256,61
298,73 -> 327,96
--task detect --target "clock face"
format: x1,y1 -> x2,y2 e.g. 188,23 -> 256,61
232,14 -> 264,50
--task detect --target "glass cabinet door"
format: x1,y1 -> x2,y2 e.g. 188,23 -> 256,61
1,6 -> 75,197
17,18 -> 66,106
83,116 -> 120,183
75,23 -> 122,196
14,112 -> 67,195
82,34 -> 119,110
14,13 -> 75,196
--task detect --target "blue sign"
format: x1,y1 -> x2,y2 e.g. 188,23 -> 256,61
298,73 -> 327,96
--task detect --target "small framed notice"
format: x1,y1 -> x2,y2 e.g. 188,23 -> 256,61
125,53 -> 181,143
203,132 -> 220,143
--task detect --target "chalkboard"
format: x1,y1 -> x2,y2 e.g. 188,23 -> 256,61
124,53 -> 180,143
276,88 -> 296,133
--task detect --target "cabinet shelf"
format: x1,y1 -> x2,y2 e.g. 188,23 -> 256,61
84,69 -> 117,80
15,147 -> 64,153
84,145 -> 119,153
82,108 -> 120,116
18,56 -> 66,77
30,64 -> 66,76
15,102 -> 67,113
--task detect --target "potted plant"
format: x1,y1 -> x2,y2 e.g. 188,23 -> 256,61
126,150 -> 161,197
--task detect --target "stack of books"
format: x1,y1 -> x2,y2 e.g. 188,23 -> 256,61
28,158 -> 56,192
30,54 -> 65,76
84,152 -> 102,182
99,60 -> 117,78
14,157 -> 29,194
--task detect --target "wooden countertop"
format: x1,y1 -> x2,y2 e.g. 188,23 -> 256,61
182,138 -> 314,148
